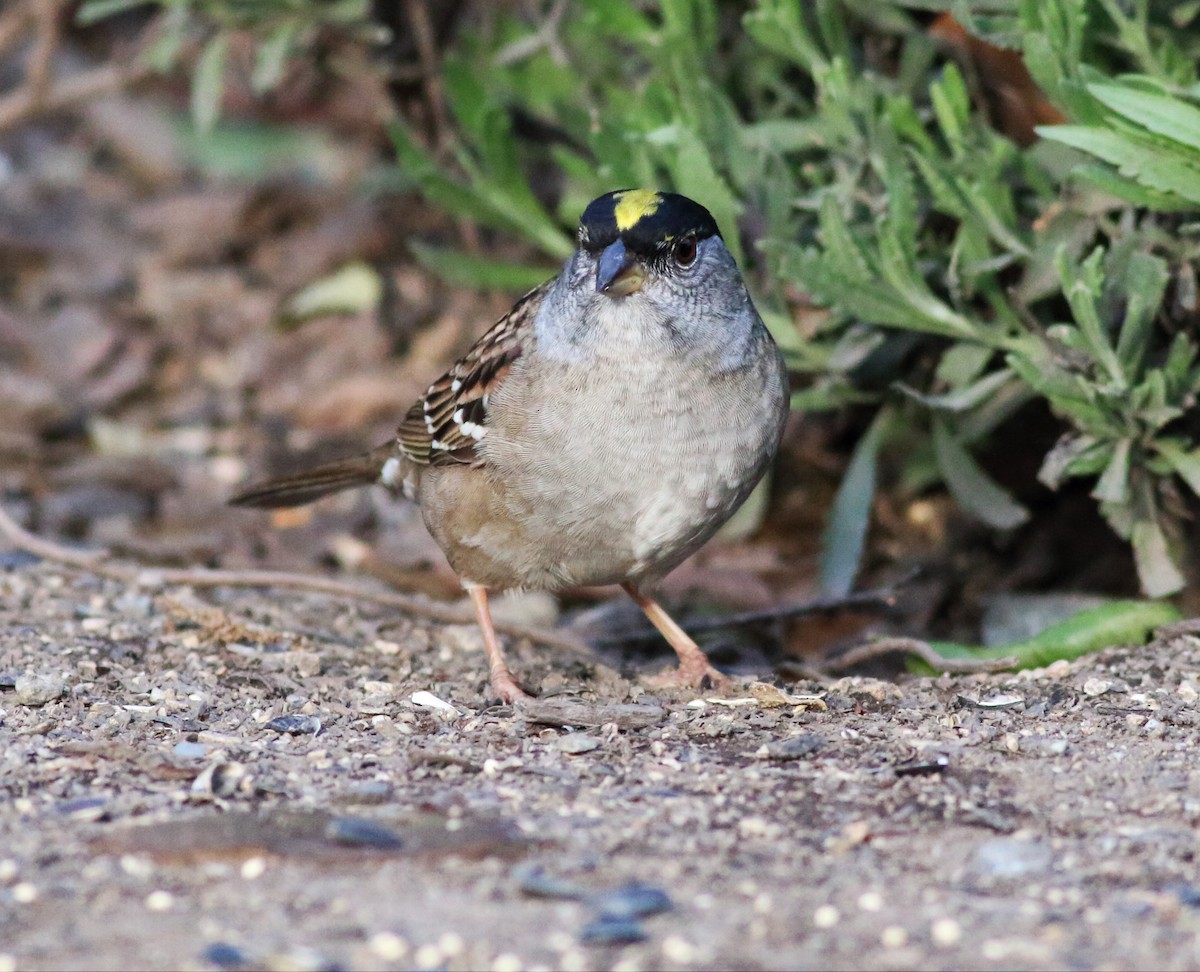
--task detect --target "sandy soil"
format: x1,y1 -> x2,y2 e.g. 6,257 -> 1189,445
2,559 -> 1200,972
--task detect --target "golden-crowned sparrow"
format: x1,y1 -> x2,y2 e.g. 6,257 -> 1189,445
232,189 -> 789,702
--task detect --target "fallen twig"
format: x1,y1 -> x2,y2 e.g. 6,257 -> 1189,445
594,579 -> 907,646
0,502 -> 586,654
824,637 -> 1018,674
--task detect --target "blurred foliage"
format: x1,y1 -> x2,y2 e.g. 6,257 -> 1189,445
81,0 -> 1200,597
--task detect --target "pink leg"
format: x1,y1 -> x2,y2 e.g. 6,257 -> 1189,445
467,586 -> 531,703
622,583 -> 729,690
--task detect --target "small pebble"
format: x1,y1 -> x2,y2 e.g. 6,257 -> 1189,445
411,690 -> 458,714
593,882 -> 673,921
491,954 -> 522,972
56,797 -> 108,822
146,889 -> 175,911
14,673 -> 65,707
813,905 -> 839,928
240,857 -> 267,880
661,936 -> 697,964
202,942 -> 249,969
174,741 -> 209,760
931,917 -> 962,946
557,733 -> 601,755
970,838 -> 1053,879
11,882 -> 37,904
265,714 -> 322,735
880,926 -> 908,948
325,817 -> 404,850
857,890 -> 884,912
579,917 -> 647,945
367,932 -> 408,961
759,733 -> 823,761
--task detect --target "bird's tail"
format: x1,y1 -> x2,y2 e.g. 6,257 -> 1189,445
229,443 -> 400,509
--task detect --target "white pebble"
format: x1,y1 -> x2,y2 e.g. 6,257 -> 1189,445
880,926 -> 908,948
145,890 -> 174,911
492,954 -> 523,972
931,918 -> 962,946
411,690 -> 459,714
662,936 -> 697,964
414,944 -> 444,969
240,857 -> 267,880
12,883 -> 37,904
368,932 -> 408,961
813,905 -> 839,928
857,890 -> 884,912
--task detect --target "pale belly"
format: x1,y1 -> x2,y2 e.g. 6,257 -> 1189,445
418,348 -> 787,591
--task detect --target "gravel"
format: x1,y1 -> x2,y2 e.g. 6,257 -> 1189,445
3,560 -> 1200,970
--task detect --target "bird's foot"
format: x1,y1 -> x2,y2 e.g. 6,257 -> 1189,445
644,657 -> 730,692
491,670 -> 533,704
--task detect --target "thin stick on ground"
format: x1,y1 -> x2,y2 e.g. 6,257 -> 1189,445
824,637 -> 1017,674
0,502 -> 586,655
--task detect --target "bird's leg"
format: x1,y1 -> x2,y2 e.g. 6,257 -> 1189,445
466,585 -> 531,703
621,583 -> 729,690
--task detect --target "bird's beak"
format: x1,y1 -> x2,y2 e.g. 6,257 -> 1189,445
595,239 -> 646,297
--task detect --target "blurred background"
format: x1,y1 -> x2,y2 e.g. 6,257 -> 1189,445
2,0 -> 1199,671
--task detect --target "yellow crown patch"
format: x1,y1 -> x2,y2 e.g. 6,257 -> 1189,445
613,189 -> 662,231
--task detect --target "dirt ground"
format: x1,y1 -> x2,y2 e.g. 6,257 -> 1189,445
3,559 -> 1200,972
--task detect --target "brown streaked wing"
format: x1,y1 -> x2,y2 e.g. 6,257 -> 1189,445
397,281 -> 550,466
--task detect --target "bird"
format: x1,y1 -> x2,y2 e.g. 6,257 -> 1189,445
231,189 -> 790,703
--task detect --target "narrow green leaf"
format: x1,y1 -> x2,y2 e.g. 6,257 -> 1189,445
252,21 -> 300,95
76,0 -> 147,25
933,418 -> 1031,530
820,409 -> 890,597
409,242 -> 557,292
1155,440 -> 1200,497
1088,82 -> 1200,152
1131,516 -> 1186,596
1115,251 -> 1169,377
1042,126 -> 1200,204
1092,438 -> 1132,503
895,368 -> 1013,413
191,34 -> 230,135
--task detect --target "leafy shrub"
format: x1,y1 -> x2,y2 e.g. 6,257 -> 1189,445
82,0 -> 1200,597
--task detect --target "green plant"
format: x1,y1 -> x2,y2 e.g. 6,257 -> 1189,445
83,0 -> 1200,598
77,0 -> 375,132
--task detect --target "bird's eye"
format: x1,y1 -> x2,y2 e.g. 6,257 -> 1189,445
672,238 -> 698,267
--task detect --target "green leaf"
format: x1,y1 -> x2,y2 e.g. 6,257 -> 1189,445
895,368 -> 1014,413
252,21 -> 301,95
1131,516 -> 1186,597
191,34 -> 230,135
409,242 -> 557,292
820,409 -> 890,597
282,262 -> 381,321
1041,125 -> 1200,204
1088,82 -> 1200,152
1115,251 -> 1169,376
1092,438 -> 1131,503
933,418 -> 1031,530
1155,440 -> 1200,497
76,0 -> 148,25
